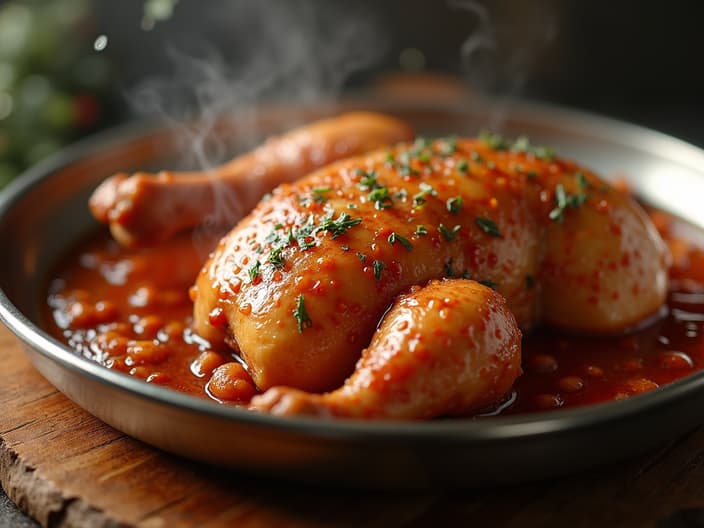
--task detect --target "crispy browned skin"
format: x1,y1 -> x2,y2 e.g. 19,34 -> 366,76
192,137 -> 668,419
89,112 -> 414,247
250,279 -> 522,419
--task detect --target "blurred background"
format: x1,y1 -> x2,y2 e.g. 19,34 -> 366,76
0,0 -> 703,190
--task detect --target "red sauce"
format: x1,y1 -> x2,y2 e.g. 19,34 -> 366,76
44,214 -> 704,415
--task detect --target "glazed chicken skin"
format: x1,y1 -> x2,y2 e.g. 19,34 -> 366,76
192,135 -> 668,417
252,279 -> 522,419
89,112 -> 413,247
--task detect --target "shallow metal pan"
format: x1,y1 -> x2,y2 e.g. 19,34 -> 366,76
2,98 -> 704,488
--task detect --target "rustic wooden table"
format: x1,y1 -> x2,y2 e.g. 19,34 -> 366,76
2,323 -> 704,528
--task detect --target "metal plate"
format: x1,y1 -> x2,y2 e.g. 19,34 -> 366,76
2,98 -> 704,489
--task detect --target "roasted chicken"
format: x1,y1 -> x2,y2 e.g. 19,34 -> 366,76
189,132 -> 668,418
90,114 -> 669,420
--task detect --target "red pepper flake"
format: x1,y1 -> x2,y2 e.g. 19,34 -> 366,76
208,307 -> 227,327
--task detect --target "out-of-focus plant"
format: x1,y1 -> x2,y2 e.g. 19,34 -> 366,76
0,0 -> 112,189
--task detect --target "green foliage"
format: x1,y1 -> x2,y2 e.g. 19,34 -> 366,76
0,0 -> 112,189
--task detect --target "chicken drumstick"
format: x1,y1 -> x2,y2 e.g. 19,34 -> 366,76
89,112 -> 414,247
251,278 -> 522,419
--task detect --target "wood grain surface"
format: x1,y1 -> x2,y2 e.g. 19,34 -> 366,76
2,323 -> 704,528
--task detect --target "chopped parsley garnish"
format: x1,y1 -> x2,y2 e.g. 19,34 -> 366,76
312,187 -> 331,203
413,137 -> 432,150
526,171 -> 538,180
394,188 -> 408,201
479,131 -> 509,150
457,159 -> 469,173
293,294 -> 312,333
415,225 -> 428,236
358,169 -> 379,190
444,258 -> 454,277
575,171 -> 590,190
413,183 -> 437,208
399,164 -> 420,177
317,212 -> 362,239
529,145 -> 555,161
341,245 -> 350,251
292,216 -> 317,250
357,252 -> 367,263
248,261 -> 261,282
475,217 -> 502,237
480,132 -> 555,160
388,232 -> 413,251
357,169 -> 393,209
549,173 -> 590,223
470,151 -> 483,162
439,136 -> 458,156
372,260 -> 385,280
267,247 -> 285,269
264,225 -> 286,246
511,135 -> 555,160
385,152 -> 395,163
511,136 -> 531,153
368,186 -> 393,209
446,196 -> 464,215
438,224 -> 461,241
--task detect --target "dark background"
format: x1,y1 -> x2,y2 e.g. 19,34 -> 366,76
1,0 -> 703,524
92,0 -> 704,145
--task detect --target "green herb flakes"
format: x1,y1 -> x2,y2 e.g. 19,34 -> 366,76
388,232 -> 413,251
438,224 -> 461,241
475,217 -> 502,237
248,261 -> 261,283
317,212 -> 362,239
293,294 -> 312,333
268,247 -> 285,269
447,196 -> 464,215
372,260 -> 385,280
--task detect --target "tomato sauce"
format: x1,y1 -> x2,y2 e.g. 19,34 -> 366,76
43,213 -> 704,415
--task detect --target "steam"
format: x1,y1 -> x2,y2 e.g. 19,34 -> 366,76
451,0 -> 558,129
125,1 -> 556,255
451,0 -> 497,63
126,1 -> 387,253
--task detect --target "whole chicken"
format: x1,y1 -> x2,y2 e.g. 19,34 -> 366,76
191,133 -> 669,418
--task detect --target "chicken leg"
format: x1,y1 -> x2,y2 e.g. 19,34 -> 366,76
89,112 -> 414,247
250,279 -> 522,419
